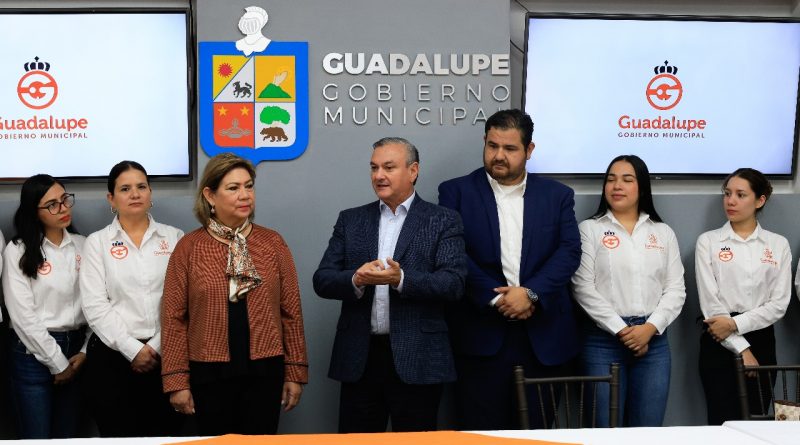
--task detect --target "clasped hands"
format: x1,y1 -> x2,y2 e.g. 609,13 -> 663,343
353,258 -> 402,288
494,286 -> 534,320
617,323 -> 657,357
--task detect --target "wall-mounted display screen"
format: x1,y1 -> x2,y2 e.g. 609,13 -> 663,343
0,9 -> 193,181
523,14 -> 800,177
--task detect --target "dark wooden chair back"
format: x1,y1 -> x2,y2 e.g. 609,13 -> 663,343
513,363 -> 620,429
735,355 -> 800,420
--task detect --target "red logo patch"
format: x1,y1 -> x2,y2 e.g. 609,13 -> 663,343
38,261 -> 52,275
602,235 -> 620,249
718,247 -> 733,262
110,245 -> 128,260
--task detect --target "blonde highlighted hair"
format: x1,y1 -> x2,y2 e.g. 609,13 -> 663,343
194,153 -> 256,226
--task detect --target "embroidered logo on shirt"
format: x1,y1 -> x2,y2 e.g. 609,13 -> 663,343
645,233 -> 665,251
718,246 -> 733,262
38,261 -> 52,275
602,231 -> 620,249
760,248 -> 778,266
154,239 -> 172,257
110,241 -> 128,260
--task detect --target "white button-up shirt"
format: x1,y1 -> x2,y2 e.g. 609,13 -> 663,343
695,222 -> 791,354
3,230 -> 89,374
486,173 -> 526,306
572,212 -> 686,335
80,216 -> 183,361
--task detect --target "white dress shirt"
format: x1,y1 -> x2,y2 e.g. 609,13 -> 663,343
3,230 -> 89,374
695,222 -> 791,354
487,172 -> 526,305
351,193 -> 413,334
80,215 -> 183,361
572,212 -> 686,335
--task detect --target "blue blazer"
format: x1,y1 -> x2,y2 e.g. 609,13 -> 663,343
313,195 -> 467,384
438,168 -> 581,366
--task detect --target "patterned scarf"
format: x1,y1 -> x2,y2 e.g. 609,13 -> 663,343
207,218 -> 261,302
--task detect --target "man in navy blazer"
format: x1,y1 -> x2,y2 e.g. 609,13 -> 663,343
314,137 -> 466,433
438,109 -> 581,430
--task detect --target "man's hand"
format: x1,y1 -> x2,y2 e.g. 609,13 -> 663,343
131,344 -> 159,373
617,323 -> 657,353
354,258 -> 402,287
704,316 -> 737,342
495,286 -> 533,320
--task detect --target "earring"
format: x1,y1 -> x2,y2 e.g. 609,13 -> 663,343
210,204 -> 215,214
150,201 -> 154,208
110,206 -> 117,214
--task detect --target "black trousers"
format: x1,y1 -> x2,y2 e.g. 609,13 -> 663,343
83,335 -> 183,437
698,325 -> 777,425
455,322 -> 570,430
338,335 -> 443,433
191,357 -> 284,436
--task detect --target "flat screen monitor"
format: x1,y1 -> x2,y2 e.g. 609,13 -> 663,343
0,8 -> 194,181
522,14 -> 800,177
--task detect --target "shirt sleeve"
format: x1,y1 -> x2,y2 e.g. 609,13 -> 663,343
646,227 -> 687,334
2,242 -> 70,374
79,233 -> 144,362
570,221 -> 627,335
695,233 -> 749,354
732,238 -> 792,336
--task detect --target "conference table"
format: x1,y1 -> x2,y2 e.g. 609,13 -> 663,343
0,422 -> 796,445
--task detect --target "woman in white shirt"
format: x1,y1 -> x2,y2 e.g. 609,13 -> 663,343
3,174 -> 88,438
80,161 -> 184,437
572,155 -> 686,427
696,168 -> 790,424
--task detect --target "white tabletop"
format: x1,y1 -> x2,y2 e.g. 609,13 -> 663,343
482,425 -> 772,444
723,421 -> 800,445
0,425 -> 783,445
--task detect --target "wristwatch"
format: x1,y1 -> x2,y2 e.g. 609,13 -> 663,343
524,287 -> 539,304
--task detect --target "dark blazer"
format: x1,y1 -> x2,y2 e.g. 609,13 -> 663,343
438,168 -> 581,366
313,194 -> 467,385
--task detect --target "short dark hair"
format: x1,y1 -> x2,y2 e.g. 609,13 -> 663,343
484,109 -> 534,147
590,155 -> 663,223
12,174 -> 79,278
723,168 -> 772,213
108,160 -> 149,195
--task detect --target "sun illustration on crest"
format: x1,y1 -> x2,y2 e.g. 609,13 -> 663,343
217,63 -> 233,77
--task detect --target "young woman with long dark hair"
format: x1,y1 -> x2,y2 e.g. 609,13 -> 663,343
2,174 -> 88,438
571,155 -> 686,427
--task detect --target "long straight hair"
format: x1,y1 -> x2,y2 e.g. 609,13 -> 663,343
11,174 -> 78,278
590,155 -> 663,223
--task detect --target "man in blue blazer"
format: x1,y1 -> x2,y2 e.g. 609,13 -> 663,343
438,109 -> 581,430
313,137 -> 466,433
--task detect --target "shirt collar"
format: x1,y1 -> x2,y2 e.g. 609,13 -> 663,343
599,210 -> 651,229
110,213 -> 160,238
486,172 -> 527,196
720,220 -> 761,242
379,191 -> 416,216
42,229 -> 73,249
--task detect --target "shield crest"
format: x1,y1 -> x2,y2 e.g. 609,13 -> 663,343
199,41 -> 309,162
